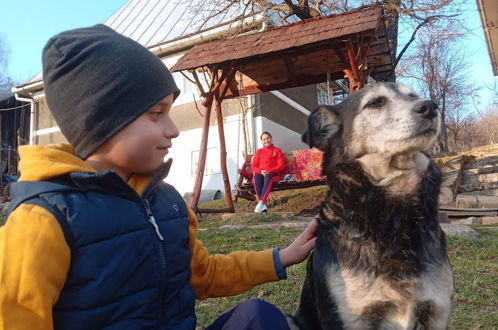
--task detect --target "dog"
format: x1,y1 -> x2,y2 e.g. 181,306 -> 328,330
292,82 -> 454,330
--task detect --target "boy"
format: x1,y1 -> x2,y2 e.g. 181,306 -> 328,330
0,25 -> 317,329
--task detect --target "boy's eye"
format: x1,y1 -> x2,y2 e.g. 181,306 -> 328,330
151,111 -> 163,119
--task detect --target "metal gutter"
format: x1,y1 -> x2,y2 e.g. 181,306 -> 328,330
476,0 -> 498,76
149,14 -> 266,58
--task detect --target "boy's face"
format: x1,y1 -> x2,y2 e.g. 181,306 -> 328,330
87,94 -> 179,179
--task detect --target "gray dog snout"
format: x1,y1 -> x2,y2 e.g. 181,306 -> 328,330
414,100 -> 438,120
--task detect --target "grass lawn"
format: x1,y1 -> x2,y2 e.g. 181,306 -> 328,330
194,213 -> 498,329
1,185 -> 496,329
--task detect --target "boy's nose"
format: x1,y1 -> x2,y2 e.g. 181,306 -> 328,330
165,119 -> 180,138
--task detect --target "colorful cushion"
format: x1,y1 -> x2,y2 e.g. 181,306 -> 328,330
283,148 -> 324,181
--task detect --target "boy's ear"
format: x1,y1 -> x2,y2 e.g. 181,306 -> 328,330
302,105 -> 342,151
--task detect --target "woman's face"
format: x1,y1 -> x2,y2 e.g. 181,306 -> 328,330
261,134 -> 273,147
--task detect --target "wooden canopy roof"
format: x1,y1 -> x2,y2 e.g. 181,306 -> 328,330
171,7 -> 394,98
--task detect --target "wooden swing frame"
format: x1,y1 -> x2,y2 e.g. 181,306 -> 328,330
171,8 -> 394,213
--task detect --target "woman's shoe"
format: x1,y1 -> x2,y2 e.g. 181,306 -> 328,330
254,201 -> 264,213
261,203 -> 268,212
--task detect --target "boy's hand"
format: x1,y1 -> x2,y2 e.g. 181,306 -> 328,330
279,218 -> 319,268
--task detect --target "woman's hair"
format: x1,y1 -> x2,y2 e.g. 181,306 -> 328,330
260,131 -> 272,140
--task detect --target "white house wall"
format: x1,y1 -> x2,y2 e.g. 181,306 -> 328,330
254,116 -> 309,151
165,112 -> 306,197
165,113 -> 250,198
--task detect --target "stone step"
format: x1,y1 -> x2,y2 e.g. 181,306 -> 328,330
456,194 -> 498,208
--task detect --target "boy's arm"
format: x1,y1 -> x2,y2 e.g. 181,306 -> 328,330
187,207 -> 285,300
0,204 -> 70,330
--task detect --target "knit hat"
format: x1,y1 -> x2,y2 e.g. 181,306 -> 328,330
42,24 -> 180,159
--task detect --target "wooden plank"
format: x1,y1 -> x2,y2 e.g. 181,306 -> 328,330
439,206 -> 498,217
197,207 -> 235,214
442,210 -> 497,217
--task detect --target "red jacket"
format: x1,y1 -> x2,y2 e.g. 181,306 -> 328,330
252,145 -> 286,180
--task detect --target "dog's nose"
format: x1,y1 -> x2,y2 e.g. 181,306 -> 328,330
414,100 -> 438,119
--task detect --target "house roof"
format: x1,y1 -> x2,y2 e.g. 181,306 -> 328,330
17,0 -> 254,88
477,0 -> 498,76
172,7 -> 393,98
103,0 -> 250,48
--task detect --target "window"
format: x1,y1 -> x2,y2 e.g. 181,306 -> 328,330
172,72 -> 195,95
317,82 -> 334,105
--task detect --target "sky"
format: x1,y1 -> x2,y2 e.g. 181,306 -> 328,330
0,0 -> 496,108
0,0 -> 128,83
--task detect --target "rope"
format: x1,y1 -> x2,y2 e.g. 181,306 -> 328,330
325,49 -> 333,105
0,104 -> 30,112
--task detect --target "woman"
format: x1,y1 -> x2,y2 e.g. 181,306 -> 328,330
251,131 -> 286,213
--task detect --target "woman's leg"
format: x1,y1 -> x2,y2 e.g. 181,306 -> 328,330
252,174 -> 265,200
205,298 -> 290,330
259,174 -> 279,203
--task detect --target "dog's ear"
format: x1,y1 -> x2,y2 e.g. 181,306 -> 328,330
302,105 -> 342,151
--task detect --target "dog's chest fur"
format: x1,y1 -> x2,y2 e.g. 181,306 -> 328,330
301,160 -> 453,330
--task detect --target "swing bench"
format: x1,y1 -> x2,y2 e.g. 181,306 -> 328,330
233,148 -> 326,202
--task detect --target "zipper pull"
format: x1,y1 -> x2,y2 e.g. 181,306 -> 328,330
144,199 -> 164,241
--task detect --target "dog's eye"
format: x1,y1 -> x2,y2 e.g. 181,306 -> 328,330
364,97 -> 387,109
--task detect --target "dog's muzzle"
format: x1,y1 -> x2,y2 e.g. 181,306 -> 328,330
414,100 -> 438,120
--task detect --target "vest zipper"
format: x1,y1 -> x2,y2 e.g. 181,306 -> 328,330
142,198 -> 168,327
143,199 -> 164,241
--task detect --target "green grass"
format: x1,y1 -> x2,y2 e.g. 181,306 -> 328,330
2,185 -> 496,329
195,227 -> 306,327
195,223 -> 498,329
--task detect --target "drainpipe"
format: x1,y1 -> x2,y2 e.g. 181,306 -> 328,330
14,93 -> 35,145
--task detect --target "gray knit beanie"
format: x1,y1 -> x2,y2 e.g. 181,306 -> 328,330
42,24 -> 180,159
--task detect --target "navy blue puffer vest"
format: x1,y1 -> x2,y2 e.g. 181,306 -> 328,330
8,162 -> 196,329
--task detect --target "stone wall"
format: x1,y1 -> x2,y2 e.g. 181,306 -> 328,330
435,144 -> 498,207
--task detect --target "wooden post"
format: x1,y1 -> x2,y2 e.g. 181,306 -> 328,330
189,93 -> 214,211
189,63 -> 237,213
214,93 -> 235,213
344,38 -> 365,93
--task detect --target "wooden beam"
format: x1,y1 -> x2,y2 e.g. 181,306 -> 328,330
196,207 -> 235,214
224,71 -> 346,98
284,56 -> 297,85
189,92 -> 214,211
190,62 -> 238,213
344,38 -> 364,93
214,93 -> 235,213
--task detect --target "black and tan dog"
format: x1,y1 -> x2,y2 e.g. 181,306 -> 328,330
292,82 -> 453,330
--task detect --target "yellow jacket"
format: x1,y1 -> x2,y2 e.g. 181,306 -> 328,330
0,144 -> 281,330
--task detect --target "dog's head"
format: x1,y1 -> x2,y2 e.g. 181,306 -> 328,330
303,83 -> 440,167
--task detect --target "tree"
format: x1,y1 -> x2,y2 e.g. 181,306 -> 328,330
187,0 -> 464,79
0,34 -> 15,92
398,30 -> 477,153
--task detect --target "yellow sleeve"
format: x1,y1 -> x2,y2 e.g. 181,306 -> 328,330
0,204 -> 70,330
187,206 -> 279,300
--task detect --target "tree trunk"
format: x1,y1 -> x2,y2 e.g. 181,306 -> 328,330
438,99 -> 449,152
375,0 -> 400,82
